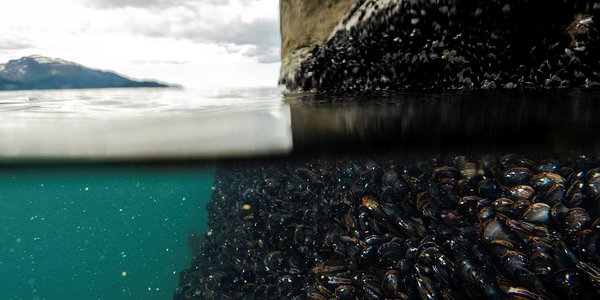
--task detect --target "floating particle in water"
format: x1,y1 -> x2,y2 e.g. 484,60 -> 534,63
121,271 -> 127,277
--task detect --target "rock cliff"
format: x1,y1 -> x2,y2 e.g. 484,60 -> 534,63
280,0 -> 600,92
279,0 -> 355,85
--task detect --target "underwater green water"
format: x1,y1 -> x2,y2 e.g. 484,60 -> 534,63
0,164 -> 214,300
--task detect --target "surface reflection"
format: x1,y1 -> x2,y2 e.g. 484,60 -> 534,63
288,90 -> 600,154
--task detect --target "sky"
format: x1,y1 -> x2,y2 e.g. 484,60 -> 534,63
0,0 -> 281,88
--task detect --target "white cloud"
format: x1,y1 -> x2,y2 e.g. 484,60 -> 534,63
0,0 -> 280,88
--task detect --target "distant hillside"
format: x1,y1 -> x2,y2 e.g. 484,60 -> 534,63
0,55 -> 171,91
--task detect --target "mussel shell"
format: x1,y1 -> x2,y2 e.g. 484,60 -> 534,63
585,168 -> 600,198
378,242 -> 405,269
294,226 -> 317,247
382,270 -> 402,298
358,246 -> 378,269
530,173 -> 566,194
553,270 -> 583,289
535,159 -> 560,174
566,180 -> 586,207
479,207 -> 497,223
551,203 -> 570,224
578,230 -> 599,263
500,154 -> 536,170
492,198 -> 515,213
544,183 -> 566,206
501,250 -> 529,277
564,208 -> 592,235
529,252 -> 553,275
478,179 -> 501,199
433,166 -> 461,182
383,170 -> 399,186
483,219 -> 519,244
523,203 -> 551,224
504,167 -> 534,186
334,285 -> 357,299
509,185 -> 535,201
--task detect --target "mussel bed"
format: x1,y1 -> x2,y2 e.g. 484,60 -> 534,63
175,154 -> 600,299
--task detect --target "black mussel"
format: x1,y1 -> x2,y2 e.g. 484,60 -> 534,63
535,159 -> 560,174
566,180 -> 586,207
501,250 -> 528,276
334,285 -> 357,299
358,207 -> 379,234
500,154 -> 536,170
576,261 -> 600,288
288,251 -> 307,272
551,203 -> 570,224
502,285 -> 550,300
359,246 -> 378,269
477,207 -> 496,224
544,183 -> 566,206
578,229 -> 599,263
394,216 -> 428,239
365,235 -> 383,246
479,178 -> 501,199
483,219 -> 519,244
294,226 -> 317,247
312,261 -> 346,276
308,292 -> 328,300
264,251 -> 286,273
564,208 -> 591,235
346,241 -> 363,259
492,198 -> 516,213
382,270 -> 405,299
504,167 -> 534,186
506,219 -> 548,238
440,209 -> 465,227
529,252 -> 554,275
557,166 -> 575,181
414,264 -> 440,300
585,168 -> 600,199
591,197 -> 600,220
433,166 -> 461,182
359,274 -> 384,300
553,269 -> 583,291
457,196 -> 480,220
416,192 -> 441,218
512,199 -> 531,215
509,185 -> 535,201
530,173 -> 566,193
383,170 -> 399,186
480,155 -> 497,171
378,242 -> 405,269
523,203 -> 551,224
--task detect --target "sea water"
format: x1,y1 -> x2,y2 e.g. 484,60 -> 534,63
0,164 -> 214,300
1,87 -> 600,299
0,87 -> 285,300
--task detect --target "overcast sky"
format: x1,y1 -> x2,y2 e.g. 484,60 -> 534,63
0,0 -> 280,88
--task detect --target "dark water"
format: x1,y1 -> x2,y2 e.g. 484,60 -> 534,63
0,164 -> 213,300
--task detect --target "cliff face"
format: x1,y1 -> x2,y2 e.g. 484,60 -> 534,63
279,0 -> 355,85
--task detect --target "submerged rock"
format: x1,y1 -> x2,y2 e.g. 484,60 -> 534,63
175,154 -> 600,299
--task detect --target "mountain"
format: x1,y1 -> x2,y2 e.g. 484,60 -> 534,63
0,55 -> 171,91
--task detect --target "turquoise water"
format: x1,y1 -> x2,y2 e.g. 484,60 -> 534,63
0,164 -> 214,300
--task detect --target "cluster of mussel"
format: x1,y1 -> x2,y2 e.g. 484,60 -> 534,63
289,0 -> 600,92
175,154 -> 600,299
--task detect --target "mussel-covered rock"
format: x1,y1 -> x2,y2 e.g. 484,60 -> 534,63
176,154 -> 600,299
